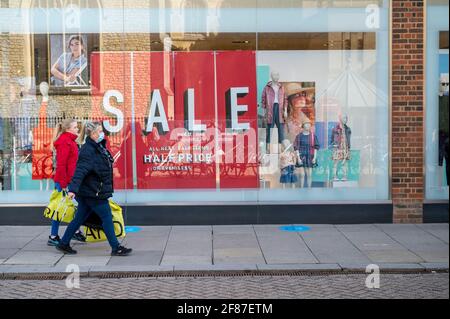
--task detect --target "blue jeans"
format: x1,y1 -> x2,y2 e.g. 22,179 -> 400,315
61,196 -> 120,250
266,103 -> 284,144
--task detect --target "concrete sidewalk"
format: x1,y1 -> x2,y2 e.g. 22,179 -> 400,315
0,224 -> 448,276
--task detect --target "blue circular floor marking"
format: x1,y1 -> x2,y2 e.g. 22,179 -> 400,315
279,225 -> 311,232
125,226 -> 142,233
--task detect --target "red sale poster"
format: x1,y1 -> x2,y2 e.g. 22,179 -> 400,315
90,52 -> 132,190
89,51 -> 258,190
216,51 -> 259,188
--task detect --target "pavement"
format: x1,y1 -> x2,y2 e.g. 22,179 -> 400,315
0,224 -> 448,277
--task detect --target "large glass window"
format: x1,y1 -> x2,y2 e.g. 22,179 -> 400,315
426,0 -> 449,200
0,0 -> 389,205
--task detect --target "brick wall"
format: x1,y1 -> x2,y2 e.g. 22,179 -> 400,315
391,0 -> 425,223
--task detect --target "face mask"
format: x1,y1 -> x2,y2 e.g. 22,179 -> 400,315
96,132 -> 105,143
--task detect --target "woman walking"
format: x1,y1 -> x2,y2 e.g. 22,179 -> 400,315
56,122 -> 132,256
48,119 -> 86,246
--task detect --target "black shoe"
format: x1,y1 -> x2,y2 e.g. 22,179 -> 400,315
56,243 -> 77,255
111,245 -> 132,256
72,231 -> 86,242
47,235 -> 61,246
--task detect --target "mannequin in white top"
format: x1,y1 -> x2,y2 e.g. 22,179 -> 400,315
270,72 -> 288,119
40,82 -> 49,103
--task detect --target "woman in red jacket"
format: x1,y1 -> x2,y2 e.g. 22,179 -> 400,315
48,119 -> 86,246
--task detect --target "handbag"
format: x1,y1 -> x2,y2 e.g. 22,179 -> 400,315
43,190 -> 76,223
83,200 -> 126,243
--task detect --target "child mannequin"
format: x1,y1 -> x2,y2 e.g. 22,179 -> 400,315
294,121 -> 320,188
279,139 -> 298,188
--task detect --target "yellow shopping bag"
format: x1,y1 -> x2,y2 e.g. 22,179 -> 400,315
83,200 -> 126,243
43,190 -> 76,223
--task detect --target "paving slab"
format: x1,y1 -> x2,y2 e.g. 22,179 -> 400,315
214,252 -> 266,265
376,224 -> 449,263
121,236 -> 168,251
163,241 -> 211,257
213,225 -> 255,235
174,264 -> 258,272
213,232 -> 265,264
88,265 -> 174,274
162,227 -> 212,265
108,250 -> 163,266
68,243 -> 114,256
171,226 -> 212,232
338,263 -> 426,271
4,251 -> 63,265
2,265 -> 91,275
0,249 -> 20,260
253,225 -> 285,232
56,255 -> 112,267
128,226 -> 172,236
161,255 -> 212,265
21,240 -> 65,252
336,225 -> 424,263
0,237 -> 36,249
415,224 -> 449,244
0,226 -> 47,237
364,250 -> 424,263
3,265 -> 64,273
257,263 -> 342,271
300,228 -> 372,264
254,230 -> 318,264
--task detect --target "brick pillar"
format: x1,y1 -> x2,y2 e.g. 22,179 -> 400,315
391,0 -> 425,223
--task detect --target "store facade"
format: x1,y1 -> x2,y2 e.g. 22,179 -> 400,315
0,0 -> 448,225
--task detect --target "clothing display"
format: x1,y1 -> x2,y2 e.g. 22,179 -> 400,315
285,111 -> 308,142
439,134 -> 449,187
294,132 -> 320,168
266,103 -> 285,144
272,84 -> 280,104
261,81 -> 288,125
331,123 -> 352,161
280,150 -> 297,168
280,165 -> 298,184
279,151 -> 298,184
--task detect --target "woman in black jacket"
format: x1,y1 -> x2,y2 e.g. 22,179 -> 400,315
56,121 -> 132,256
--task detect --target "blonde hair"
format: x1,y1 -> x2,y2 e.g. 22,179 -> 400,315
78,121 -> 102,144
53,118 -> 77,143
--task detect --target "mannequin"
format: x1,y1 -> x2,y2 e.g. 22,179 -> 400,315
261,71 -> 288,154
294,121 -> 319,188
279,139 -> 297,188
40,82 -> 49,103
331,114 -> 351,181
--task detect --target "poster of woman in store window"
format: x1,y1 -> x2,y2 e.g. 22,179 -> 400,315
50,34 -> 88,87
284,82 -> 316,142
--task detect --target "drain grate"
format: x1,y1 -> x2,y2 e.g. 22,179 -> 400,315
0,269 -> 447,280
